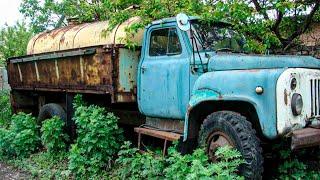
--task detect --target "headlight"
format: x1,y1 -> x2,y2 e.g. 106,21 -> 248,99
291,93 -> 303,116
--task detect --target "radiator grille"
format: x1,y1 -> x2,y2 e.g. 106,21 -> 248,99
310,79 -> 320,116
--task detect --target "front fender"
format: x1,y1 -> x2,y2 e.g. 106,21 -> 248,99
184,68 -> 285,141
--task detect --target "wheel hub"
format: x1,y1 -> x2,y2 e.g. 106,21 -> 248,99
207,131 -> 235,162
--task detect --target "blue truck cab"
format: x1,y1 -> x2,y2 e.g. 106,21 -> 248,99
137,14 -> 320,178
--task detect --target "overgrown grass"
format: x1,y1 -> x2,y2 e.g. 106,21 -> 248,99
0,90 -> 12,128
8,152 -> 70,179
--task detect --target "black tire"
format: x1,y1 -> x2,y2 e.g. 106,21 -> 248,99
198,111 -> 263,180
38,103 -> 66,123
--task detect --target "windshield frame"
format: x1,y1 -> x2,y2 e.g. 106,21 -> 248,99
188,20 -> 245,53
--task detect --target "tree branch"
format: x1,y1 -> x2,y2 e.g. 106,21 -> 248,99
286,2 -> 320,46
271,10 -> 285,42
251,0 -> 269,20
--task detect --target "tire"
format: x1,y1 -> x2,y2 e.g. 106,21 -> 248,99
38,103 -> 66,123
198,111 -> 263,180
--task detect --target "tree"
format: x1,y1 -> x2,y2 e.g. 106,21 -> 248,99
19,0 -> 142,33
19,0 -> 320,53
0,22 -> 33,66
19,0 -> 66,33
214,0 -> 320,53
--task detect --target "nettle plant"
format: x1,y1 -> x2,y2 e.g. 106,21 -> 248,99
0,112 -> 40,157
41,116 -> 69,154
114,141 -> 165,179
68,95 -> 123,177
277,148 -> 320,179
113,141 -> 244,180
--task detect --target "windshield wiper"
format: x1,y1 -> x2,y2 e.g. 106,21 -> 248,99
215,48 -> 240,53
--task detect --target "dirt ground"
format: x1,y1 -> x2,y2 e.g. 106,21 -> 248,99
0,162 -> 29,180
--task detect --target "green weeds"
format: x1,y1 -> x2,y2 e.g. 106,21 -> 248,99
277,147 -> 320,179
41,116 -> 69,154
0,93 -> 251,179
0,91 -> 12,128
0,112 -> 40,157
68,95 -> 123,177
111,141 -> 244,180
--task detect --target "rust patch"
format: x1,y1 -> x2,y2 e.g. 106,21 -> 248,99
8,46 -> 137,103
284,89 -> 288,105
9,47 -> 110,90
49,25 -> 77,38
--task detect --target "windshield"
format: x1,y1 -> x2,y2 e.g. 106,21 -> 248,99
189,21 -> 245,53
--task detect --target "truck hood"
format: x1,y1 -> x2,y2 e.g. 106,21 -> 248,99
208,53 -> 320,71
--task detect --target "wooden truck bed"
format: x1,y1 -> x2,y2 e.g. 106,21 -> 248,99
7,45 -> 140,103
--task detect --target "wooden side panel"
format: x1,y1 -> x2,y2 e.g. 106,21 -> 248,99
8,47 -> 114,94
8,46 -> 140,103
37,60 -> 59,85
58,56 -> 82,86
7,64 -> 20,87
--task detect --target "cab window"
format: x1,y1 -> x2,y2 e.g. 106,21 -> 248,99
149,28 -> 182,56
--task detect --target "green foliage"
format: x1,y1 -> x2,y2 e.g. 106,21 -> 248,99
68,95 -> 123,178
113,141 -> 165,179
0,91 -> 12,128
20,0 -> 65,33
41,116 -> 69,154
0,112 -> 40,157
19,0 -> 320,53
112,141 -> 244,180
0,22 -> 33,66
277,148 -> 320,179
165,145 -> 244,180
10,152 -> 70,179
0,128 -> 15,156
72,94 -> 87,109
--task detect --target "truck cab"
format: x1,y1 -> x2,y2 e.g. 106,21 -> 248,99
7,14 -> 320,179
138,14 -> 320,179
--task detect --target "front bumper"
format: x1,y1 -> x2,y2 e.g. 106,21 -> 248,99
291,127 -> 320,150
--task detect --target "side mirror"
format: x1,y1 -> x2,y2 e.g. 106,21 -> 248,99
176,13 -> 190,31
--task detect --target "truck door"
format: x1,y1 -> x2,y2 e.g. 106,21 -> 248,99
138,26 -> 189,119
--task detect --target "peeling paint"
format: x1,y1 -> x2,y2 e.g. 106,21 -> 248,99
189,89 -> 221,107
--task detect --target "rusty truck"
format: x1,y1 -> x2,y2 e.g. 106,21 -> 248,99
7,13 -> 320,179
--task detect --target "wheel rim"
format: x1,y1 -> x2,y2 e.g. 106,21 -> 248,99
206,131 -> 235,162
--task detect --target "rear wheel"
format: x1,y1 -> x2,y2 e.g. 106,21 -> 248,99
198,111 -> 263,179
38,103 -> 66,123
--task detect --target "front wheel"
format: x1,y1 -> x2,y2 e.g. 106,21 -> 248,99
198,111 -> 263,179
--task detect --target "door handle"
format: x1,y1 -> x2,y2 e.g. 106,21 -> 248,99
141,66 -> 147,73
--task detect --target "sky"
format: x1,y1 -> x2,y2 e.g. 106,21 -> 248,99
0,0 -> 23,28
